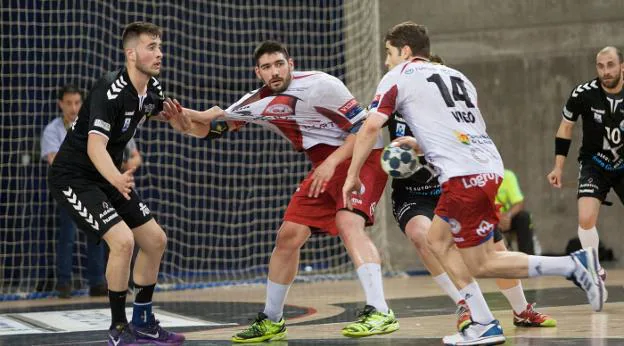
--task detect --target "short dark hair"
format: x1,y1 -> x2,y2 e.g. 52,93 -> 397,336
429,53 -> 444,64
253,40 -> 290,65
122,22 -> 162,48
57,84 -> 83,100
385,22 -> 430,58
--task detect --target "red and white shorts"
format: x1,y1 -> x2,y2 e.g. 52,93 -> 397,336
284,145 -> 387,236
434,173 -> 502,248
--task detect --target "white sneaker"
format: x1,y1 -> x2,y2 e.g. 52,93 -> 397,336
570,247 -> 603,311
442,320 -> 505,346
598,267 -> 608,303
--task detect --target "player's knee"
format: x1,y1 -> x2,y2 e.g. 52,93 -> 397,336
275,223 -> 308,251
109,234 -> 135,258
578,215 -> 597,230
515,210 -> 530,224
150,230 -> 167,254
406,224 -> 428,251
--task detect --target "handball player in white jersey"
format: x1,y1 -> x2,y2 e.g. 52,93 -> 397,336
162,40 -> 399,343
343,22 -> 604,346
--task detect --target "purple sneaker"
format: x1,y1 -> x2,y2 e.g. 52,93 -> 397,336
108,323 -> 140,346
131,314 -> 185,345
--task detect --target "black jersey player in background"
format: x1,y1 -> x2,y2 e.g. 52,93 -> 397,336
48,22 -> 204,346
548,46 -> 624,301
381,35 -> 554,330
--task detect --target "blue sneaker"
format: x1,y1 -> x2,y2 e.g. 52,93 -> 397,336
568,247 -> 603,312
131,313 -> 185,345
108,323 -> 140,346
442,320 -> 505,346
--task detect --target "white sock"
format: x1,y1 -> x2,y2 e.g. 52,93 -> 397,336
459,281 -> 495,324
433,273 -> 463,304
356,263 -> 389,313
578,226 -> 601,269
500,283 -> 529,314
263,279 -> 290,322
527,255 -> 576,277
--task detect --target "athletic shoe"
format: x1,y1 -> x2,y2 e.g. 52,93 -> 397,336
456,299 -> 472,331
231,312 -> 286,343
513,303 -> 556,327
108,323 -> 140,346
443,320 -> 505,346
341,305 -> 399,337
131,313 -> 185,345
568,247 -> 603,312
598,267 -> 608,303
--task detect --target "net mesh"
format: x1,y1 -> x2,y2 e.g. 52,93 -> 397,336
0,0 -> 383,298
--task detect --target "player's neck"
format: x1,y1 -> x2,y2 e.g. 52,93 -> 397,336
126,64 -> 150,95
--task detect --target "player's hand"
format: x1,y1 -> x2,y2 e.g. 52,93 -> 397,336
113,166 -> 136,200
498,214 -> 511,232
342,174 -> 362,210
164,98 -> 192,133
308,160 -> 337,198
547,167 -> 563,188
392,136 -> 421,153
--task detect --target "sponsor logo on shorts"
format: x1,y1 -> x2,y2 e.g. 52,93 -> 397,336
350,198 -> 363,206
461,173 -> 500,189
99,203 -> 119,224
125,111 -> 135,116
93,119 -> 111,132
449,218 -> 461,235
476,220 -> 494,237
139,202 -> 150,217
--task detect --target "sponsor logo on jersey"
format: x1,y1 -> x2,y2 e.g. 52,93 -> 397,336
396,123 -> 406,136
338,98 -> 363,119
403,68 -> 414,75
370,94 -> 381,109
265,104 -> 293,115
94,119 -> 111,132
476,220 -> 494,237
454,130 -> 470,145
121,118 -> 131,132
143,103 -> 155,115
591,107 -> 605,123
125,111 -> 134,116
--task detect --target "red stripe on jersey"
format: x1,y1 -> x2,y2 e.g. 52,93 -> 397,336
377,84 -> 398,117
314,106 -> 352,131
263,95 -> 304,151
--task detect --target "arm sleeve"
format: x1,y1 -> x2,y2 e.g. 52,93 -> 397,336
369,72 -> 399,118
312,76 -> 366,132
561,89 -> 583,122
88,82 -> 119,139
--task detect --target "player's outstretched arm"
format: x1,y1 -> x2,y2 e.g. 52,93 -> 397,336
547,119 -> 574,188
162,98 -> 233,138
342,111 -> 386,209
87,133 -> 135,200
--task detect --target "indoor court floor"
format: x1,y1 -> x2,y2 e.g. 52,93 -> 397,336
1,270 -> 623,345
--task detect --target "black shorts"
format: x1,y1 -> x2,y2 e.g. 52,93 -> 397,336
48,169 -> 153,239
392,190 -> 504,243
391,190 -> 439,233
577,160 -> 624,203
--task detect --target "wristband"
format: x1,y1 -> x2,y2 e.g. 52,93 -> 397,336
204,120 -> 230,139
555,137 -> 571,157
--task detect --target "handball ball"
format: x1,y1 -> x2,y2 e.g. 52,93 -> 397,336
380,143 -> 420,179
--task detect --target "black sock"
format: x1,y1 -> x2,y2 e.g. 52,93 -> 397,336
109,289 -> 128,328
134,283 -> 156,304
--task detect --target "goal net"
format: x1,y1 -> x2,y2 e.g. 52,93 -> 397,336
0,0 -> 383,298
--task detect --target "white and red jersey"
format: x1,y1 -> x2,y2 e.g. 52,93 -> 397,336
224,71 -> 383,152
370,59 -> 504,183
